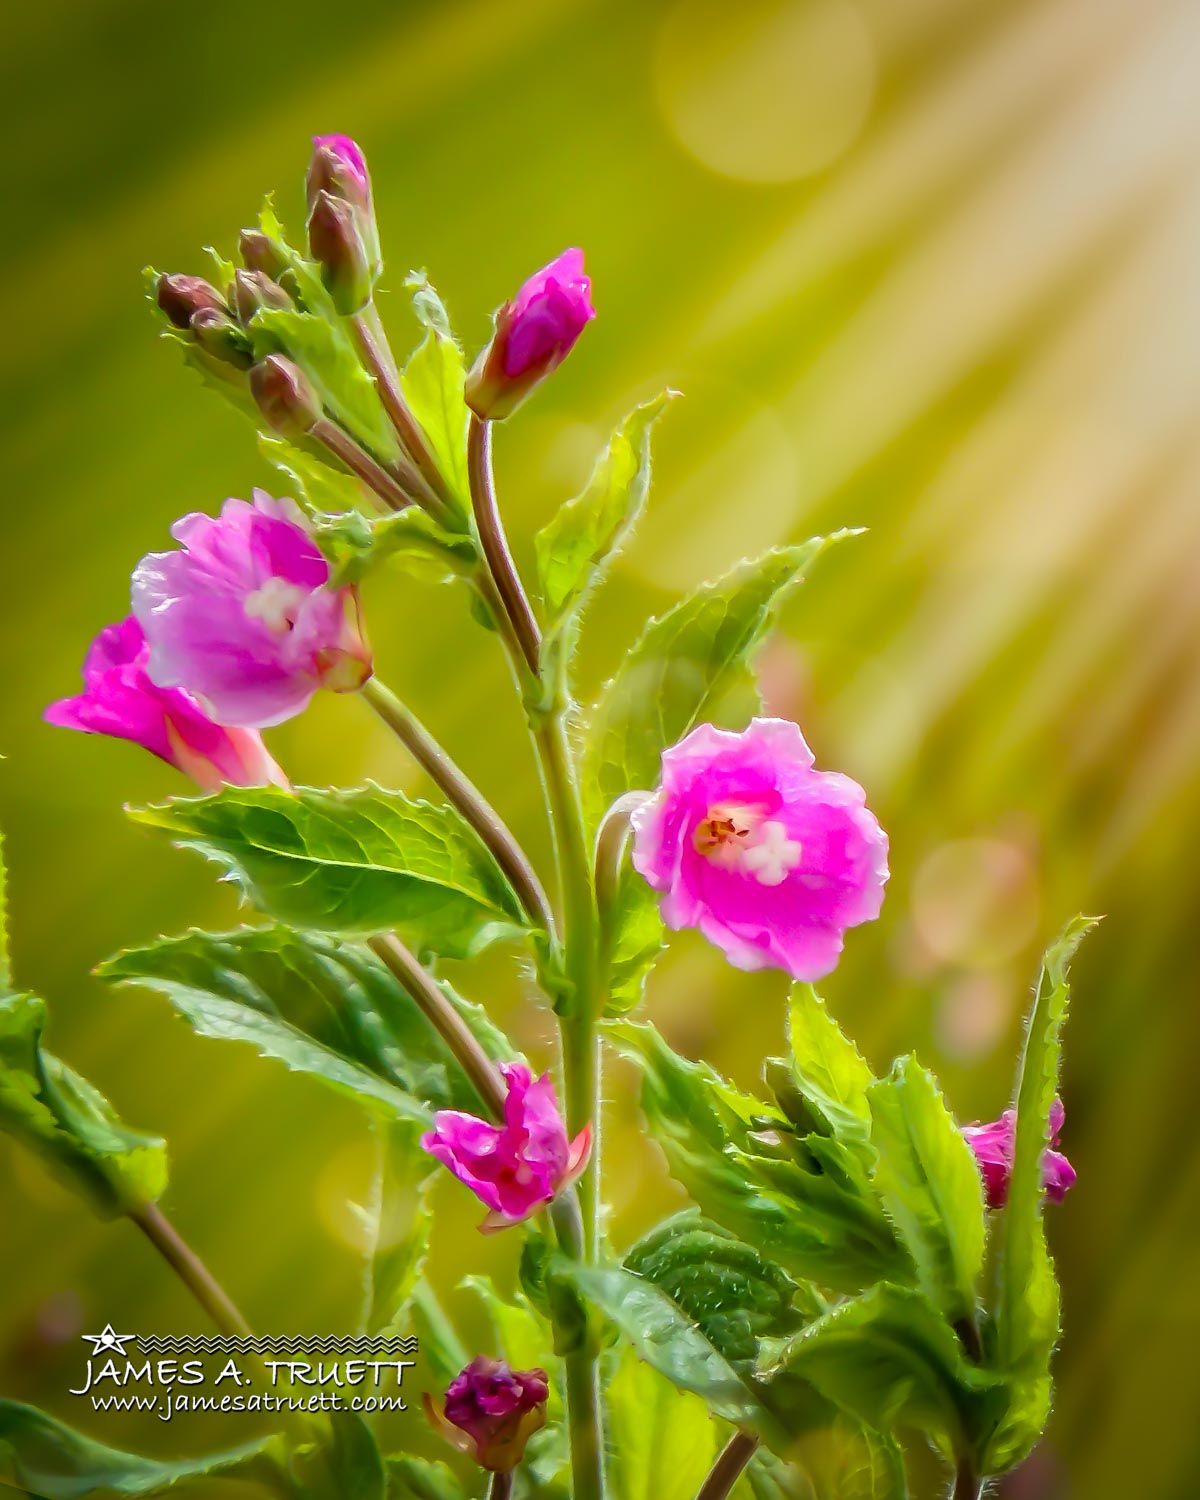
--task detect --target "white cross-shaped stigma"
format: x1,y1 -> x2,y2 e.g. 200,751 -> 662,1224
741,821 -> 803,887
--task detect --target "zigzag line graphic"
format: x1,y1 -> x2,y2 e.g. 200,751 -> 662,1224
131,1335 -> 419,1356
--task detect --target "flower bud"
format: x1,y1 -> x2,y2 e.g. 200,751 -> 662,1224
156,273 -> 227,330
249,355 -> 322,436
306,134 -> 381,278
238,228 -> 288,279
234,269 -> 293,324
189,308 -> 253,369
307,190 -> 373,315
424,1357 -> 549,1473
465,249 -> 595,421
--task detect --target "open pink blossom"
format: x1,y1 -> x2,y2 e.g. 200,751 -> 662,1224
963,1098 -> 1076,1210
45,616 -> 286,792
421,1063 -> 591,1233
466,248 -> 595,419
132,490 -> 371,729
425,1357 -> 549,1473
631,718 -> 889,982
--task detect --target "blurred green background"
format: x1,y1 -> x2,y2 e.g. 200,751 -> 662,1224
3,0 -> 1199,1494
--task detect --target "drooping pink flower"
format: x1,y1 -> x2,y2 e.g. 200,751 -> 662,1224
132,490 -> 371,729
421,1063 -> 591,1233
465,248 -> 595,420
630,718 -> 889,982
424,1357 -> 549,1473
963,1098 -> 1076,1210
44,616 -> 287,792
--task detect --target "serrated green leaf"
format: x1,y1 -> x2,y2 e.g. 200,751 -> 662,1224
986,916 -> 1097,1472
130,785 -> 530,959
0,1400 -> 287,1499
535,394 -> 673,652
606,1343 -> 718,1500
782,985 -> 875,1152
386,1455 -> 469,1500
867,1057 -> 985,1327
401,276 -> 471,516
0,992 -> 167,1218
97,926 -> 512,1121
259,431 -> 376,516
609,1021 -> 908,1293
758,1285 -> 1004,1456
624,1212 -> 818,1366
582,535 -> 853,825
359,1117 -> 437,1335
310,507 -> 478,588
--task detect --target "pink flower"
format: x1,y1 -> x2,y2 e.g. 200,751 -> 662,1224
132,490 -> 371,729
421,1063 -> 591,1232
466,248 -> 595,420
311,133 -> 370,196
963,1098 -> 1076,1210
631,718 -> 889,982
424,1357 -> 549,1473
45,617 -> 287,793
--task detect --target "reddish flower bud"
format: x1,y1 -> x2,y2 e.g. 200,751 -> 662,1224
962,1098 -> 1076,1210
238,228 -> 288,279
189,308 -> 253,369
306,134 -> 380,276
424,1357 -> 549,1473
156,273 -> 227,330
234,269 -> 293,324
465,249 -> 595,421
307,189 -> 372,315
249,355 -> 322,436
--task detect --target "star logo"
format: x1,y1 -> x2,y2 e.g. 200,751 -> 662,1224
81,1324 -> 136,1357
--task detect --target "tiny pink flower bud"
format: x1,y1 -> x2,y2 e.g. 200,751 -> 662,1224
233,268 -> 292,324
962,1098 -> 1076,1210
631,718 -> 889,982
424,1357 -> 549,1473
307,189 -> 372,315
131,490 -> 372,729
421,1064 -> 591,1233
189,307 -> 253,369
308,134 -> 371,206
249,355 -> 323,436
465,248 -> 595,421
156,273 -> 227,330
44,617 -> 287,793
238,228 -> 288,279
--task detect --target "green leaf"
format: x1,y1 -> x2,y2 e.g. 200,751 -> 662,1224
98,925 -> 512,1120
624,1212 -> 818,1366
535,394 -> 674,654
552,1259 -> 770,1434
609,1021 -> 908,1293
987,916 -> 1097,1472
401,274 -> 471,516
386,1456 -> 468,1500
130,785 -> 530,959
259,431 -> 376,515
410,1282 -> 471,1390
606,1343 -> 718,1500
357,1118 -> 438,1335
0,992 -> 167,1218
602,861 -> 665,1016
309,507 -> 478,588
758,1285 -> 1004,1456
0,1401 -> 287,1499
867,1057 -> 985,1327
464,1277 -> 559,1397
781,985 -> 874,1154
322,1411 -> 386,1500
582,535 -> 853,825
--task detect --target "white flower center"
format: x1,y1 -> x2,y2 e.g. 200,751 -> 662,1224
244,576 -> 307,634
694,802 -> 802,886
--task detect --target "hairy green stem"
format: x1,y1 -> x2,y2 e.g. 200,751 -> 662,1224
360,676 -> 554,936
367,931 -> 507,1119
128,1201 -> 253,1338
951,1455 -> 983,1500
467,415 -> 541,675
695,1432 -> 760,1500
350,307 -> 450,510
310,416 -> 434,517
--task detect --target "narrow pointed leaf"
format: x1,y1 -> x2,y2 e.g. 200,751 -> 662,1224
401,274 -> 471,516
606,1345 -> 718,1500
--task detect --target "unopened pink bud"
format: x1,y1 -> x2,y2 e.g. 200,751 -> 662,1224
424,1357 -> 549,1473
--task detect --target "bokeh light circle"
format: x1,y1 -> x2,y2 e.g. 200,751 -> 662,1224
911,837 -> 1040,969
655,0 -> 877,183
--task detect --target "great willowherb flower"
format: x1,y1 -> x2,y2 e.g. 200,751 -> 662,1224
421,1063 -> 591,1232
630,718 -> 889,982
465,248 -> 595,420
963,1098 -> 1076,1210
44,616 -> 287,792
132,490 -> 372,729
424,1357 -> 549,1473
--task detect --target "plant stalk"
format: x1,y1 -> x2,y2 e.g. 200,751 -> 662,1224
950,1455 -> 983,1500
368,931 -> 507,1119
488,1473 -> 514,1500
128,1200 -> 253,1338
310,416 -> 432,516
351,306 -> 450,509
695,1431 -> 760,1500
467,415 -> 541,675
360,676 -> 555,937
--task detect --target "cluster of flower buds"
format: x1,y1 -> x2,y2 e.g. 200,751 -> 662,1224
306,133 -> 380,315
425,1356 -> 549,1473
